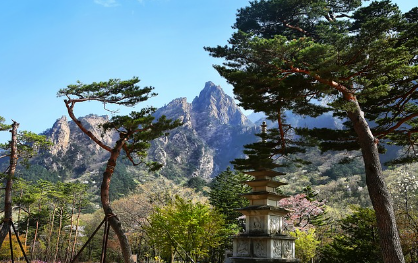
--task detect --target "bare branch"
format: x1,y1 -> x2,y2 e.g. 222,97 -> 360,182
64,99 -> 112,152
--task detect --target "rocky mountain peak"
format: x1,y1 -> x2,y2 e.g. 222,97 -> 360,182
192,81 -> 251,126
155,97 -> 192,128
49,116 -> 71,155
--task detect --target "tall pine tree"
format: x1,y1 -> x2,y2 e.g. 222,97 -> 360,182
206,0 -> 418,262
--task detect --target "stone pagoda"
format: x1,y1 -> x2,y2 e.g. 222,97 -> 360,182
231,123 -> 298,263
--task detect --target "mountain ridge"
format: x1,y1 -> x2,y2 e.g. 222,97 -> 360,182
33,81 -> 257,183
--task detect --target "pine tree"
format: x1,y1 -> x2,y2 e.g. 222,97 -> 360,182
0,117 -> 51,251
57,77 -> 181,263
209,168 -> 252,224
206,1 -> 418,261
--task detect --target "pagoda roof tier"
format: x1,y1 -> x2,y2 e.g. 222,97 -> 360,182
241,191 -> 289,201
244,179 -> 287,188
237,205 -> 290,215
244,170 -> 286,177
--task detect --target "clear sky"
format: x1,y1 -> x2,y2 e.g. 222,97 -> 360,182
0,0 -> 416,143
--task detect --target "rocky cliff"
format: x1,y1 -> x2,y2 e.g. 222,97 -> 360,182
151,81 -> 257,179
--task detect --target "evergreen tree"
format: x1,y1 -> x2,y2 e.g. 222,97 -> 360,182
206,1 -> 418,261
320,206 -> 382,263
209,168 -> 252,224
0,117 -> 51,251
58,77 -> 181,263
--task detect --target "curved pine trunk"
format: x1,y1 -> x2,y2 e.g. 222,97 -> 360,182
347,101 -> 405,263
101,139 -> 134,263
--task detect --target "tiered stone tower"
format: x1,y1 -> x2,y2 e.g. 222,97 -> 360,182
231,169 -> 298,262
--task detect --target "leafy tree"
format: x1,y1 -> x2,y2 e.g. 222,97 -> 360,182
279,193 -> 326,232
206,0 -> 418,261
0,118 -> 51,250
145,195 -> 234,263
320,206 -> 383,263
290,228 -> 320,263
209,168 -> 252,224
387,166 -> 418,262
57,77 -> 181,263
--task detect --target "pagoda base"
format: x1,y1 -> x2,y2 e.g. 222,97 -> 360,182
231,257 -> 299,263
232,236 -> 298,262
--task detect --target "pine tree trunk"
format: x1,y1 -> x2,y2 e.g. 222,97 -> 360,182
0,121 -> 19,247
65,193 -> 76,263
101,138 -> 134,263
31,201 -> 41,259
347,100 -> 405,263
70,201 -> 82,261
25,207 -> 31,248
53,206 -> 64,262
47,202 -> 57,259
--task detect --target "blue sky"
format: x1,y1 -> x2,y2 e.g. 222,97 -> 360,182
0,0 -> 416,143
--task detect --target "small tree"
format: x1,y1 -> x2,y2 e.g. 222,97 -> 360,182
290,228 -> 320,263
57,77 -> 181,263
0,117 -> 51,249
146,195 -> 234,263
279,193 -> 326,232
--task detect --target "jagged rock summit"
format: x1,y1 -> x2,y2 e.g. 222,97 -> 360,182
192,81 -> 252,126
152,81 -> 257,179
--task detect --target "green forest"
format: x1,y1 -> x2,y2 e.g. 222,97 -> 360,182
1,0 -> 418,262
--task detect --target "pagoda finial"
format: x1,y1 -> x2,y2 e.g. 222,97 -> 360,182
261,121 -> 267,142
261,121 -> 267,134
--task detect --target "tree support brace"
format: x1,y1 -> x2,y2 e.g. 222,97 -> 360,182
4,220 -> 30,263
71,214 -> 115,263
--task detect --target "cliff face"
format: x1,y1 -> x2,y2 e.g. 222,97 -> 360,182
151,81 -> 257,180
36,82 -> 257,181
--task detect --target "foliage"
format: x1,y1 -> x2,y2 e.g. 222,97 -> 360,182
209,168 -> 252,224
0,116 -> 11,131
4,179 -> 92,262
279,193 -> 326,231
386,165 -> 418,262
319,206 -> 382,263
322,158 -> 365,181
186,176 -> 208,194
0,234 -> 28,260
0,131 -> 52,169
145,195 -> 236,263
112,178 -> 208,262
207,0 -> 418,157
290,228 -> 320,263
